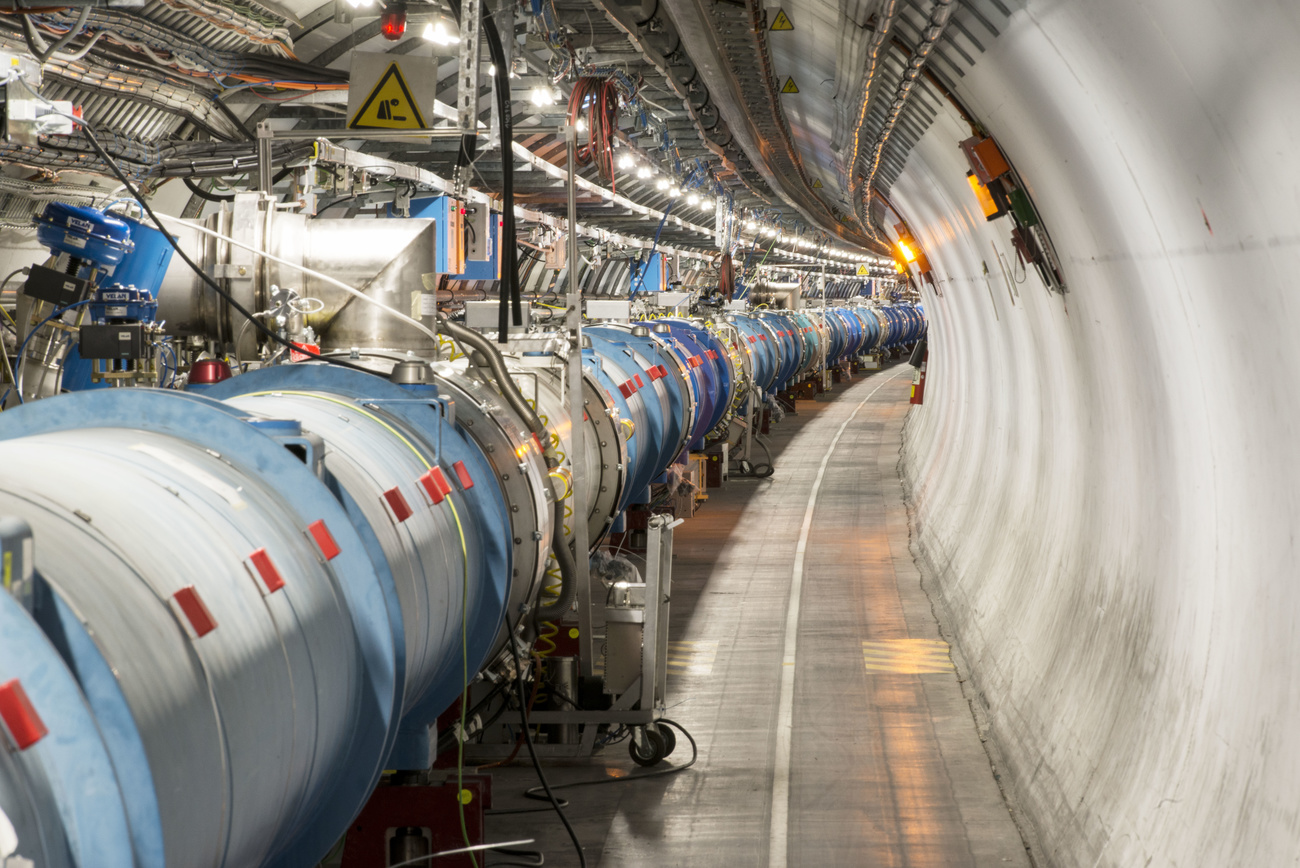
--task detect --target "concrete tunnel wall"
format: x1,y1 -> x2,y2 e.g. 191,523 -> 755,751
895,1 -> 1300,865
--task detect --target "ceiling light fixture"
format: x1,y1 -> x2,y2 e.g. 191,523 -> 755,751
422,19 -> 460,44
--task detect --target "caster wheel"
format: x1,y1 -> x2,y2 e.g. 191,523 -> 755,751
739,460 -> 753,475
658,724 -> 676,758
629,728 -> 667,767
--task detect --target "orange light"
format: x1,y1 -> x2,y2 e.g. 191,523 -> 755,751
897,240 -> 917,263
893,260 -> 904,273
966,172 -> 1000,220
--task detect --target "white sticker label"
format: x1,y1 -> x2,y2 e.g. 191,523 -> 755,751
117,332 -> 131,341
0,805 -> 16,858
62,231 -> 87,249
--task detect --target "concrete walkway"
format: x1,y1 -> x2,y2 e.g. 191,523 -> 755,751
488,363 -> 1031,867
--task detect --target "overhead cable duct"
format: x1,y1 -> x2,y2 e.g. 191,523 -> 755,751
857,0 -> 954,238
844,0 -> 899,231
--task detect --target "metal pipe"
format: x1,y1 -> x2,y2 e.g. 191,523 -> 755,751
437,315 -> 554,464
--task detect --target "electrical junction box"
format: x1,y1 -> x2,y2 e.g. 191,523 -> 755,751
22,264 -> 90,308
464,300 -> 531,332
389,195 -> 465,274
586,299 -> 631,321
458,213 -> 502,281
652,291 -> 692,309
463,203 -> 492,262
959,136 -> 1010,184
545,236 -> 566,270
631,252 -> 667,294
79,323 -> 145,360
2,52 -> 51,147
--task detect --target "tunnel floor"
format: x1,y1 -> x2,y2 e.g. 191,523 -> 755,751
484,363 -> 1031,867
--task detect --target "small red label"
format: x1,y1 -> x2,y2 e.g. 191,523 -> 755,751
420,467 -> 453,504
748,335 -> 756,343
172,586 -> 217,638
419,471 -> 444,504
307,520 -> 341,560
249,548 -> 285,594
384,487 -> 413,522
634,374 -> 644,388
657,365 -> 669,378
289,342 -> 320,363
0,679 -> 47,751
619,381 -> 634,399
453,460 -> 474,490
648,367 -> 662,381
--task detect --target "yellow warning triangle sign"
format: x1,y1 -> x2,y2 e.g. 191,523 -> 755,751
349,62 -> 428,130
770,8 -> 793,30
781,77 -> 799,94
857,264 -> 870,276
811,178 -> 823,188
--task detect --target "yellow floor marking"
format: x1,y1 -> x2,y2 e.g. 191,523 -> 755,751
862,639 -> 955,675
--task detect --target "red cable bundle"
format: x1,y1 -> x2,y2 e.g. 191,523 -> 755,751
718,252 -> 735,300
567,76 -> 621,191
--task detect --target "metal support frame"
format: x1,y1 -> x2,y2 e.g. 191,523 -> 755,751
563,124 -> 596,680
256,122 -> 274,197
466,515 -> 677,759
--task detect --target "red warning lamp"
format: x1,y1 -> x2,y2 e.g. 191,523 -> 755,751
380,3 -> 407,40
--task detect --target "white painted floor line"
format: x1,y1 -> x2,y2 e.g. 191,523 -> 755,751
768,367 -> 909,868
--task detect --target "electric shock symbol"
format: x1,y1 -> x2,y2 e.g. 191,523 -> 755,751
812,178 -> 824,188
349,62 -> 428,130
770,9 -> 794,30
781,77 -> 800,94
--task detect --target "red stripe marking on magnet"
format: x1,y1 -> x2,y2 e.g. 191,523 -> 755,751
249,548 -> 285,594
618,381 -> 634,399
452,460 -> 474,490
384,487 -> 414,521
634,374 -> 644,388
172,585 -> 217,638
0,679 -> 47,751
307,520 -> 341,561
430,466 -> 453,498
420,467 -> 453,504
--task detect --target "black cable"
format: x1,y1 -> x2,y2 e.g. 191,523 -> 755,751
210,94 -> 254,141
520,718 -> 697,800
69,116 -> 375,375
487,846 -> 546,867
479,2 -> 521,336
311,194 -> 361,216
182,176 -> 233,202
504,612 -> 587,868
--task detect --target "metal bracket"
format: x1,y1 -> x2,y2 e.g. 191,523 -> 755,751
256,121 -> 275,198
0,517 -> 35,608
457,0 -> 483,137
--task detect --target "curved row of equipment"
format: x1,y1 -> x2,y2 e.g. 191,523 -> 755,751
0,299 -> 923,868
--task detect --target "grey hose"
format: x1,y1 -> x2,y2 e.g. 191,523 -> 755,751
438,314 -> 557,466
23,6 -> 92,64
535,498 -> 579,625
